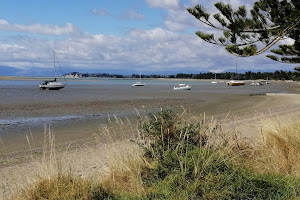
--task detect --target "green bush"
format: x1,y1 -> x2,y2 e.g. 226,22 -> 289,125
140,109 -> 208,160
138,109 -> 300,200
143,148 -> 300,199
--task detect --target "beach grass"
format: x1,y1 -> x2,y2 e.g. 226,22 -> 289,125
17,174 -> 114,200
245,112 -> 300,177
5,108 -> 300,199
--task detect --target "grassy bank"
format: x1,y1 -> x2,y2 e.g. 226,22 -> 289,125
8,109 -> 300,199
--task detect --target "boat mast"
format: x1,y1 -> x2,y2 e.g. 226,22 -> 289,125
140,72 -> 142,82
53,51 -> 57,79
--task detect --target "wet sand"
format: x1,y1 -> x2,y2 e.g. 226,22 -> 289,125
0,80 -> 300,154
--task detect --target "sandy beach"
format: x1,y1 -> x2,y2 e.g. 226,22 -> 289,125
1,78 -> 300,199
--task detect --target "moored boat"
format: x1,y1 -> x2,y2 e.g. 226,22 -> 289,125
132,81 -> 145,86
132,72 -> 145,86
251,81 -> 262,86
174,84 -> 191,90
39,78 -> 66,90
226,80 -> 245,86
39,51 -> 66,90
211,73 -> 217,84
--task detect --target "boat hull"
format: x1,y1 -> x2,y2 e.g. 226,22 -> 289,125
132,82 -> 145,86
226,81 -> 245,86
174,84 -> 191,90
39,82 -> 66,90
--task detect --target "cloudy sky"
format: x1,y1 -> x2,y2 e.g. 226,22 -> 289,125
0,0 -> 296,76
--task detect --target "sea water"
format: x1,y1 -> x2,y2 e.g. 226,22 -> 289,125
0,78 -> 211,86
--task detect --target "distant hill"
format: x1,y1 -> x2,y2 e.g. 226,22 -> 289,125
0,66 -> 55,77
0,66 -> 20,76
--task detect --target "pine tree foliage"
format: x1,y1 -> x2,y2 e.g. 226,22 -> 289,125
187,0 -> 300,64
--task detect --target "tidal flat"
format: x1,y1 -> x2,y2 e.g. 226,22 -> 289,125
0,80 -> 299,153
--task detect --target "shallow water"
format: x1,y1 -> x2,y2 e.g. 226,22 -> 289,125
0,78 -> 209,86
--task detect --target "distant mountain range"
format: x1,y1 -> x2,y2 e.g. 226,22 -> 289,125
0,66 -> 21,76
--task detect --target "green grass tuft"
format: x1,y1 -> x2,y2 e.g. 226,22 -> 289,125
18,174 -> 115,200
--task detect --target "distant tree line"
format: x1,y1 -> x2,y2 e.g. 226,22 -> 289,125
175,70 -> 298,81
65,70 -> 299,81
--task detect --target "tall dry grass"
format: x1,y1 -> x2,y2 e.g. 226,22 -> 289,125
6,114 -> 144,199
93,114 -> 146,197
217,110 -> 300,178
0,125 -> 62,199
252,112 -> 300,176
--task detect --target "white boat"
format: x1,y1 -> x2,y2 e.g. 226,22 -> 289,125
251,81 -> 262,86
226,80 -> 245,86
259,80 -> 270,85
226,60 -> 245,86
174,84 -> 191,90
211,73 -> 217,84
39,51 -> 66,90
132,80 -> 145,86
132,72 -> 145,86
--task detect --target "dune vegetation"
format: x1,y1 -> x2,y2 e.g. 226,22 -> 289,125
8,108 -> 300,199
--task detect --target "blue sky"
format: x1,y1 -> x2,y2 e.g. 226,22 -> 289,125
0,0 -> 296,76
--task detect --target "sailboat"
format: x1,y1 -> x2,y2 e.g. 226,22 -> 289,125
226,59 -> 245,86
211,73 -> 217,84
39,51 -> 66,90
173,84 -> 191,90
132,72 -> 145,86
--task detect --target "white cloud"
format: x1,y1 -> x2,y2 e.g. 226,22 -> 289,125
145,0 -> 184,10
279,38 -> 295,45
0,27 -> 234,72
0,24 -> 291,73
90,8 -> 112,16
129,28 -> 177,41
0,19 -> 79,36
120,10 -> 145,20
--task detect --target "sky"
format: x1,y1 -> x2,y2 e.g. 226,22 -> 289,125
0,0 -> 297,76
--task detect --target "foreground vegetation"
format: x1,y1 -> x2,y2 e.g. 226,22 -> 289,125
13,109 -> 300,199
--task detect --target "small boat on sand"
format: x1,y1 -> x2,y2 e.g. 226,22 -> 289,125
132,72 -> 145,86
39,78 -> 66,90
226,80 -> 245,86
132,81 -> 145,86
174,84 -> 191,90
211,73 -> 217,84
251,81 -> 262,86
39,51 -> 66,90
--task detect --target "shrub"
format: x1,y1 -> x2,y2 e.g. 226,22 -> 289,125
139,109 -> 208,160
137,109 -> 300,200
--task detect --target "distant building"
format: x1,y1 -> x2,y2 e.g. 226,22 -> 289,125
64,72 -> 82,78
